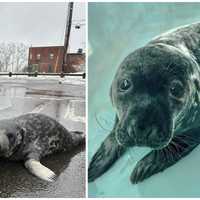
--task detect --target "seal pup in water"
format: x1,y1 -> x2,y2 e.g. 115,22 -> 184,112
89,22 -> 200,184
0,113 -> 84,182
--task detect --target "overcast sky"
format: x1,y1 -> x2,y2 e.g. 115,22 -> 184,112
0,2 -> 85,53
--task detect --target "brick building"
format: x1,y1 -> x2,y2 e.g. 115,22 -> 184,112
64,53 -> 85,72
28,46 -> 85,73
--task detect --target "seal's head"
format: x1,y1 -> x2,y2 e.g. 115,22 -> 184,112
0,124 -> 24,157
110,43 -> 200,149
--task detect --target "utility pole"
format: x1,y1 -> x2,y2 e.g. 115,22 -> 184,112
62,2 -> 73,73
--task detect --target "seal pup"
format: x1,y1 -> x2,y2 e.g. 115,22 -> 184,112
0,113 -> 84,182
89,22 -> 200,184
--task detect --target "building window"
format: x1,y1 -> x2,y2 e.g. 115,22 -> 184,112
49,53 -> 54,60
29,53 -> 32,60
36,54 -> 41,60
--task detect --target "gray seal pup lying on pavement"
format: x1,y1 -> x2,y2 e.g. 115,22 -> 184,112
0,113 -> 84,182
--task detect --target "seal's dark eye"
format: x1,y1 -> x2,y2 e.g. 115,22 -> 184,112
119,79 -> 131,91
169,80 -> 184,99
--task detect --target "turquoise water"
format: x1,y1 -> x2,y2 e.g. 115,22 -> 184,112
88,3 -> 200,197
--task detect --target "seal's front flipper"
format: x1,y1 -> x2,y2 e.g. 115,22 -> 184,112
25,159 -> 57,182
88,131 -> 126,182
131,135 -> 198,184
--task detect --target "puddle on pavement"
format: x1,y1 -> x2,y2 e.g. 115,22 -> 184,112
0,145 -> 85,198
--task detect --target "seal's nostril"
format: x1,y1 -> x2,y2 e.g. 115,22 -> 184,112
137,124 -> 146,132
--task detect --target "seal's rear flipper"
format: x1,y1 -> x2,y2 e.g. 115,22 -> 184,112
88,131 -> 126,182
131,134 -> 199,184
25,159 -> 57,182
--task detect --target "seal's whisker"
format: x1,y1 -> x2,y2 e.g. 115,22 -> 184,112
94,112 -> 112,132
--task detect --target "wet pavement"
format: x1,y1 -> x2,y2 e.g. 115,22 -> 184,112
0,76 -> 85,198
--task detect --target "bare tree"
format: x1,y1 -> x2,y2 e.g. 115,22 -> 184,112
0,42 -> 28,72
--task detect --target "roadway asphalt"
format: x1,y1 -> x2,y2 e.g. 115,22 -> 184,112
0,76 -> 85,198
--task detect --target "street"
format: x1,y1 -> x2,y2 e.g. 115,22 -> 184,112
0,76 -> 85,197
